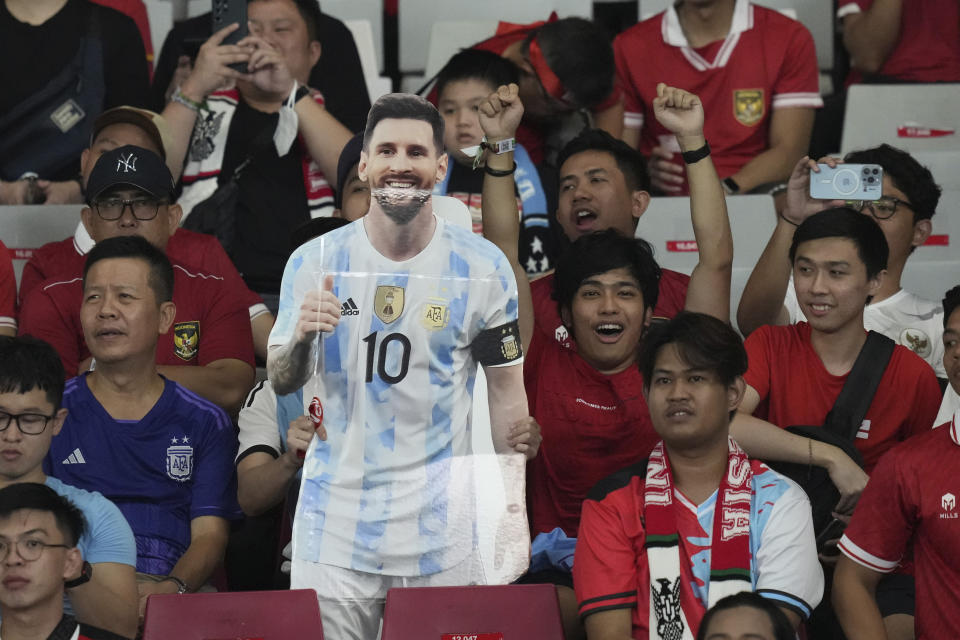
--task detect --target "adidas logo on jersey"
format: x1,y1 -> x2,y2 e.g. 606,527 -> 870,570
341,298 -> 359,316
62,448 -> 86,465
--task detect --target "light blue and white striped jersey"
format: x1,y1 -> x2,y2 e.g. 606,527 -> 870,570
270,215 -> 522,576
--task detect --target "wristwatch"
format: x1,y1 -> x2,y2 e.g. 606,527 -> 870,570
65,561 -> 93,589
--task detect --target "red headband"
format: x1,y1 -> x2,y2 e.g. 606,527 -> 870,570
527,36 -> 573,106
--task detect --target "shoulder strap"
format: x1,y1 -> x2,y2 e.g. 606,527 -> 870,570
824,331 -> 896,441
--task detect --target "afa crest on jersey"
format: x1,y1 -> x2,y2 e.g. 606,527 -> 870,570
733,89 -> 764,126
173,321 -> 200,361
375,286 -> 404,324
166,439 -> 193,481
421,300 -> 449,330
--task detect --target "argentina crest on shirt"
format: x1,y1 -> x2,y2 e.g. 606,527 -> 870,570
166,436 -> 194,481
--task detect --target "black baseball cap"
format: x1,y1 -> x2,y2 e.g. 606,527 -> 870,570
86,145 -> 176,204
335,133 -> 365,209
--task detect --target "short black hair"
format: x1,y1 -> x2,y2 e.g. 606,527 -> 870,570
83,235 -> 174,303
436,49 -> 520,99
789,207 -> 889,280
557,129 -> 650,194
696,592 -> 795,640
0,336 -> 65,411
944,285 -> 960,329
844,144 -> 941,223
639,312 -> 747,392
553,229 -> 660,316
0,483 -> 87,546
525,18 -> 614,108
249,0 -> 322,42
363,93 -> 445,154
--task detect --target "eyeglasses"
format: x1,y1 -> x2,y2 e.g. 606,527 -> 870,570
0,537 -> 71,563
0,411 -> 55,435
92,197 -> 164,221
845,196 -> 912,221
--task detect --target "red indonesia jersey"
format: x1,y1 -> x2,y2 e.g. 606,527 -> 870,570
839,418 -> 960,639
743,323 -> 941,472
614,1 -> 822,186
19,263 -> 254,376
19,228 -> 264,316
0,240 -> 15,332
838,0 -> 960,83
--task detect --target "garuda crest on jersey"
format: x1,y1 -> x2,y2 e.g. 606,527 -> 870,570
173,321 -> 200,361
375,286 -> 404,324
733,89 -> 764,126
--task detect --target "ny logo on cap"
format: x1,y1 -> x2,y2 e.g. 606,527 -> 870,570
116,153 -> 138,173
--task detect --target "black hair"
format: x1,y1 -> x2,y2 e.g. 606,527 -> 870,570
524,18 -> 614,108
83,235 -> 174,304
789,207 -> 889,280
844,144 -> 941,223
249,0 -> 322,42
290,216 -> 350,251
0,483 -> 87,546
639,312 -> 747,398
553,229 -> 660,316
557,128 -> 650,194
0,337 -> 65,412
695,591 -> 795,640
363,93 -> 445,154
944,285 -> 960,329
435,49 -> 521,99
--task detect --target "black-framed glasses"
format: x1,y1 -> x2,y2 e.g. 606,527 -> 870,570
845,196 -> 912,221
0,411 -> 55,435
92,197 -> 164,221
0,537 -> 71,563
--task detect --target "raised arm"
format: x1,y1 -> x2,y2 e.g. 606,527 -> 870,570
737,155 -> 844,335
477,83 -> 533,350
842,0 -> 903,75
651,84 -> 733,322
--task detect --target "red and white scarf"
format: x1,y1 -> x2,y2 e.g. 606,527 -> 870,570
644,438 -> 754,640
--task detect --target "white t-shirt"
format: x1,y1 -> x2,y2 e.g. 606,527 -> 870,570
269,215 -> 522,576
785,282 -> 945,377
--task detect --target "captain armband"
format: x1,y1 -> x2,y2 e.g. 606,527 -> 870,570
471,320 -> 523,367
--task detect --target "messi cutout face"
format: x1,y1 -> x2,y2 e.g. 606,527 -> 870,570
359,118 -> 447,225
0,510 -> 81,613
645,343 -> 745,451
792,237 -> 883,335
81,257 -> 176,365
561,267 -> 651,375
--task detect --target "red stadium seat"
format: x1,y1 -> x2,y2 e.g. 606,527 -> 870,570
142,589 -> 323,639
382,584 -> 564,640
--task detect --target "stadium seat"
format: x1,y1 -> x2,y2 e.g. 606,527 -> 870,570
382,583 -> 564,640
141,589 -> 324,639
0,206 -> 82,289
634,193 -> 778,333
344,19 -> 393,101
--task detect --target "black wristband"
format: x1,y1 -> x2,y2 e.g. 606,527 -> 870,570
723,176 -> 741,194
483,161 -> 516,177
294,85 -> 311,103
680,141 -> 710,164
65,561 -> 93,589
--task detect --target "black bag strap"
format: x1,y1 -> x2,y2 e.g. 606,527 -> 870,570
824,331 -> 896,441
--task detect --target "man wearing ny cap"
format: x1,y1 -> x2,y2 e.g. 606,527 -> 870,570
19,106 -> 276,362
18,145 -> 255,415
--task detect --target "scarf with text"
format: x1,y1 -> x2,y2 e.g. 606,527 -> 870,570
644,438 -> 753,640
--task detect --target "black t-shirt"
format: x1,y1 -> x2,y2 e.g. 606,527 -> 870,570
150,11 -> 371,133
221,100 -> 310,294
445,160 -> 559,275
0,0 -> 149,115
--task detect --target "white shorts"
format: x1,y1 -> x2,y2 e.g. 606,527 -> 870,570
292,550 -> 486,640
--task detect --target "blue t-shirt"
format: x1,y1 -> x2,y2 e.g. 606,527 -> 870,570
46,374 -> 242,574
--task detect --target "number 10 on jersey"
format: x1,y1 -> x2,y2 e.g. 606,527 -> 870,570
362,331 -> 411,384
